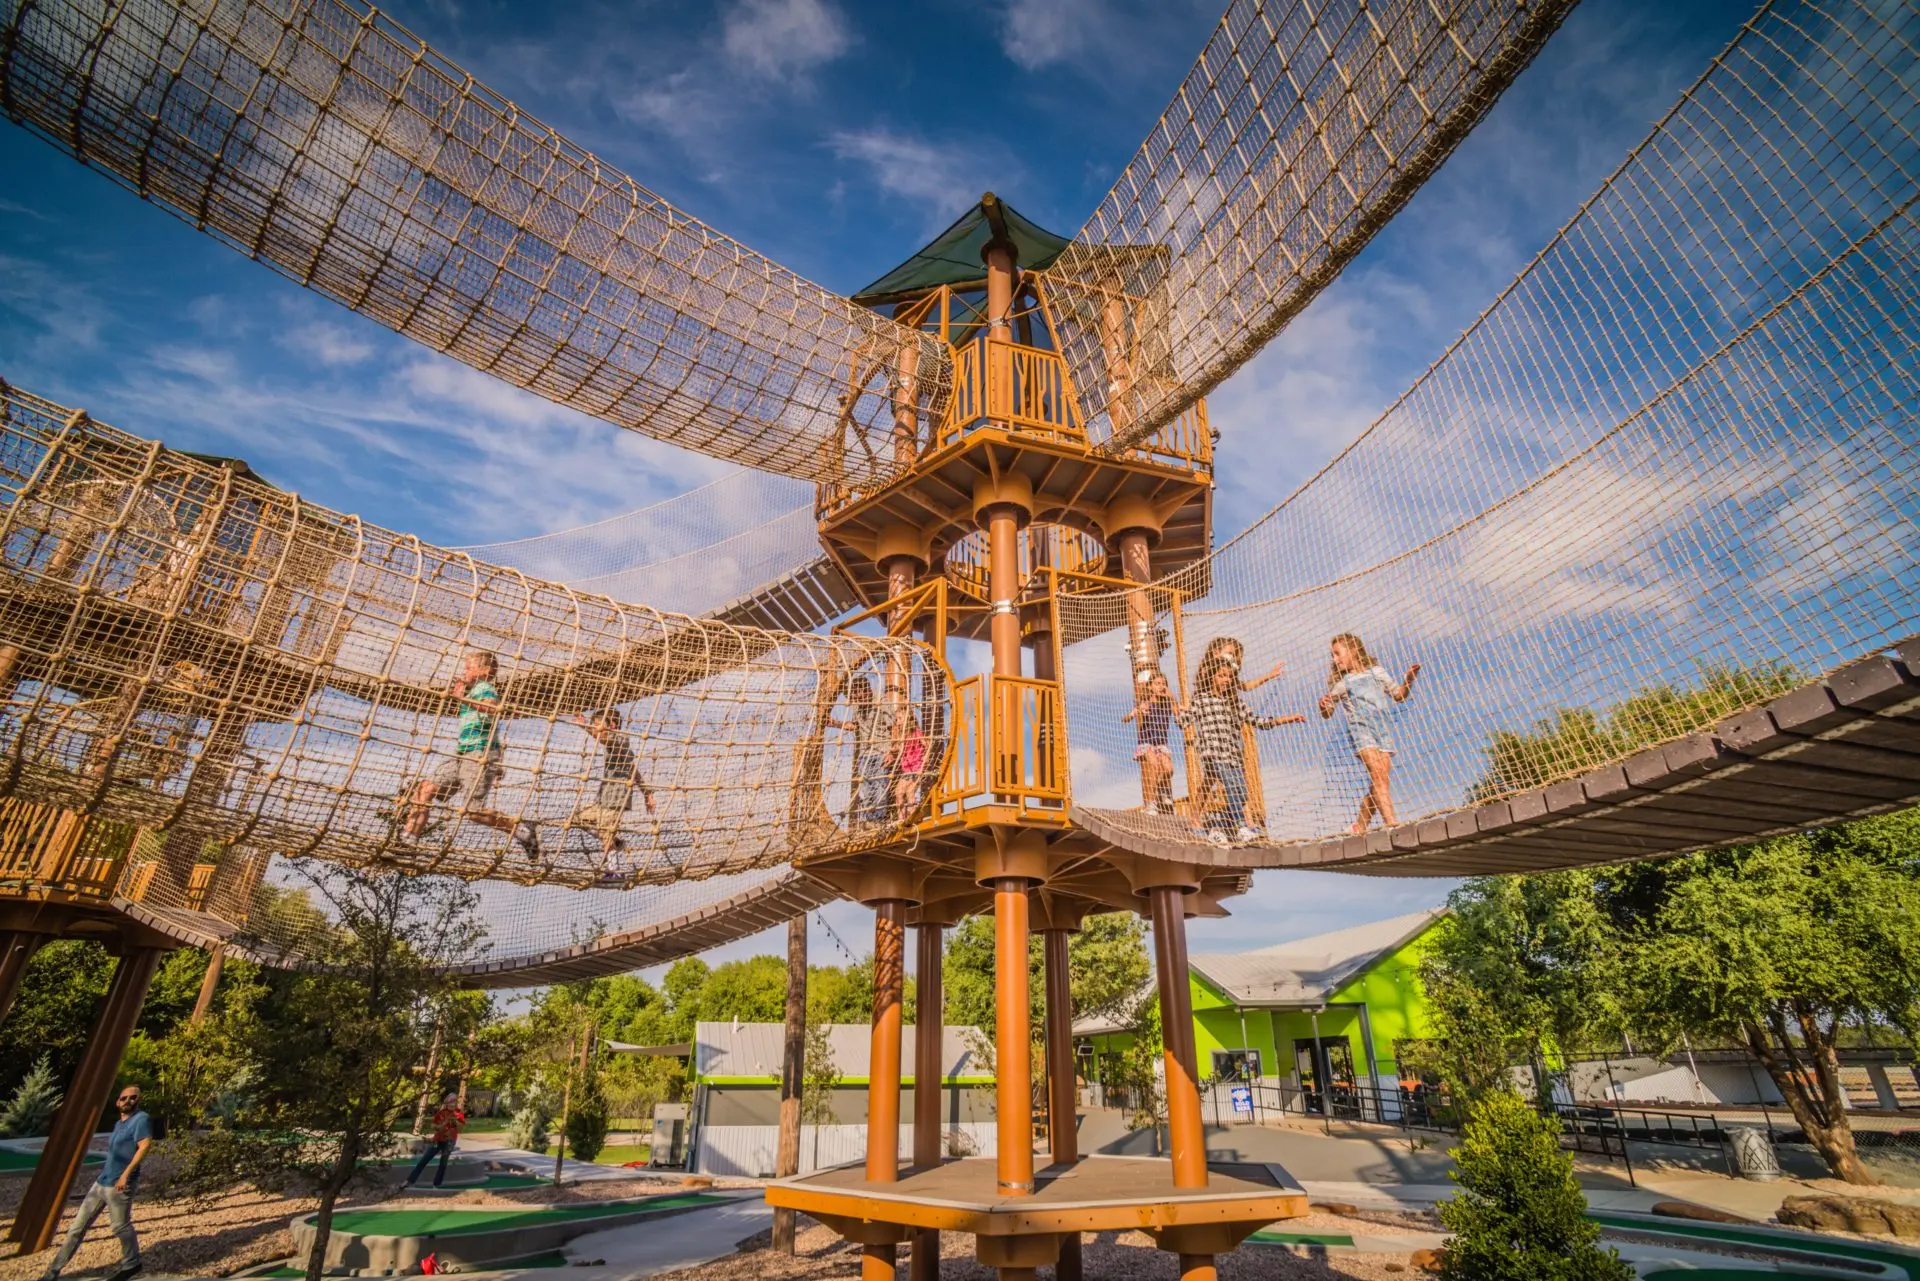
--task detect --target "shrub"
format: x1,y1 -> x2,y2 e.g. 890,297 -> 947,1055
506,1091 -> 552,1153
1438,1089 -> 1633,1281
565,1080 -> 610,1163
0,1056 -> 62,1138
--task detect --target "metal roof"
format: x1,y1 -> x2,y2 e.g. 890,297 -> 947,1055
1187,910 -> 1442,1008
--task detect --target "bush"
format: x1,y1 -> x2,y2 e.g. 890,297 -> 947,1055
506,1091 -> 552,1153
565,1080 -> 610,1163
1438,1089 -> 1633,1281
0,1056 -> 62,1138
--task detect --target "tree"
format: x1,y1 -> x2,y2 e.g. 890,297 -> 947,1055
0,1056 -> 62,1137
1610,811 -> 1920,1184
0,940 -> 112,1094
800,1022 -> 841,1169
1437,1089 -> 1633,1281
564,1073 -> 610,1163
1419,874 -> 1622,1102
244,864 -> 483,1281
1473,662 -> 1799,800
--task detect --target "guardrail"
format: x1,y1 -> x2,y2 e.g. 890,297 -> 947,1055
930,674 -> 1066,818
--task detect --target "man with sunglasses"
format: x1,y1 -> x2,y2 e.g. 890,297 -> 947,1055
39,1084 -> 151,1281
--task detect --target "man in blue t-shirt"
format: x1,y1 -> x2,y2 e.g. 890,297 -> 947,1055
40,1083 -> 151,1281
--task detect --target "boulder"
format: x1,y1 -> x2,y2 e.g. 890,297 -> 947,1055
1409,1246 -> 1446,1273
680,1174 -> 715,1189
1778,1194 -> 1920,1239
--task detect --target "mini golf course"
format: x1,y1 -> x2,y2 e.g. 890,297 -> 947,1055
1591,1210 -> 1920,1280
290,1191 -> 739,1275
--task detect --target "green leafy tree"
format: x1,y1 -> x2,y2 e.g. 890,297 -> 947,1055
1438,1089 -> 1633,1281
243,864 -> 483,1281
0,940 -> 112,1094
0,1055 -> 63,1137
1420,874 -> 1622,1103
1473,662 -> 1799,799
1608,811 -> 1920,1184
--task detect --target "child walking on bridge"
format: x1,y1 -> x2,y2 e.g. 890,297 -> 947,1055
1123,670 -> 1177,814
403,650 -> 539,858
1177,646 -> 1303,845
564,707 -> 655,857
1318,632 -> 1420,832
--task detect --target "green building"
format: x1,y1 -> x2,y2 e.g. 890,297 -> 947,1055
1075,910 -> 1442,1118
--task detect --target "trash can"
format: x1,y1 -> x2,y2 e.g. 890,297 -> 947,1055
1728,1126 -> 1780,1181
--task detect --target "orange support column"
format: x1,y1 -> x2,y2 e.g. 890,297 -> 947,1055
1150,886 -> 1209,1191
993,878 -> 1034,1197
865,899 -> 909,1281
0,930 -> 48,1025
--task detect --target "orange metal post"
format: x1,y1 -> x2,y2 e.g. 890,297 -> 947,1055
11,946 -> 164,1250
892,330 -> 922,468
884,554 -> 918,708
985,241 -> 1016,348
865,899 -> 908,1281
988,506 -> 1021,678
1043,928 -> 1083,1281
1179,1254 -> 1219,1281
911,923 -> 944,1281
1150,886 -> 1209,1191
993,878 -> 1034,1197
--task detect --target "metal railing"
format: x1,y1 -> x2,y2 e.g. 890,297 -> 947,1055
929,674 -> 1066,818
943,523 -> 1107,606
939,339 -> 1086,447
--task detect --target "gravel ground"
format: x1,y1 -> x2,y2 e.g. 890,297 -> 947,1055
654,1219 -> 1436,1281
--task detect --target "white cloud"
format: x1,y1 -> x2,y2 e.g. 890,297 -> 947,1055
722,0 -> 852,82
828,129 -> 1016,234
997,0 -> 1095,70
281,320 -> 376,368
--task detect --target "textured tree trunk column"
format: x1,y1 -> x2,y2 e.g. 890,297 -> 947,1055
10,946 -> 165,1251
1043,928 -> 1082,1281
1116,529 -> 1156,686
0,930 -> 48,1025
773,914 -> 807,1254
910,922 -> 944,1281
993,879 -> 1034,1197
1150,886 -> 1209,1190
864,899 -> 908,1281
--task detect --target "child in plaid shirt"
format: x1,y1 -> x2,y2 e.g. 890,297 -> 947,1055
1177,647 -> 1303,845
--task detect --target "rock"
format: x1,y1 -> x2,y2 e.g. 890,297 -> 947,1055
1385,1266 -> 1406,1274
1409,1246 -> 1446,1273
1778,1194 -> 1920,1239
1651,1200 -> 1756,1225
680,1174 -> 715,1189
1311,1201 -> 1359,1216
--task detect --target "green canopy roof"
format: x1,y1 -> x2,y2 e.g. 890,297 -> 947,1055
851,193 -> 1072,307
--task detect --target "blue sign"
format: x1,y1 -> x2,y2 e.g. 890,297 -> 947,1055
1229,1086 -> 1254,1116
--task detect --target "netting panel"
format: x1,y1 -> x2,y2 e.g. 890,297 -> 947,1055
455,470 -> 818,617
1058,0 -> 1920,842
1043,0 -> 1576,453
0,385 -> 947,924
0,0 -> 949,488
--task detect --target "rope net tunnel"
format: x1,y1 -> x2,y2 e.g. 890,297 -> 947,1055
0,0 -> 1575,490
0,0 -> 952,489
0,383 -> 947,962
1058,0 -> 1920,849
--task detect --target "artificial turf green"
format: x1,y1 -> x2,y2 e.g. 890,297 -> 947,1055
1248,1230 -> 1357,1247
0,1149 -> 102,1172
315,1192 -> 728,1237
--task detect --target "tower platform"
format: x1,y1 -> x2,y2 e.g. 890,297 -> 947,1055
766,1155 -> 1309,1266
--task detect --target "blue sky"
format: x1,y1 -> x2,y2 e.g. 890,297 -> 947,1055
0,0 -> 1761,970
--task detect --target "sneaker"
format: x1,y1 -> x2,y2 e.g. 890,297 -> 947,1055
105,1265 -> 141,1281
514,823 -> 540,858
1205,830 -> 1231,847
1236,825 -> 1263,844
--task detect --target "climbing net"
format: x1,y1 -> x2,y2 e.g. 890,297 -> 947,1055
0,386 -> 946,935
0,0 -> 950,490
1043,0 -> 1577,453
1057,0 -> 1920,841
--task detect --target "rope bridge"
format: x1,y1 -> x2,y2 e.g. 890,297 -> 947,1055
0,0 -> 1575,488
1061,0 -> 1920,863
0,384 -> 943,950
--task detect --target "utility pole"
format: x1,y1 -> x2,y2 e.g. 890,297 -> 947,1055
774,915 -> 808,1253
